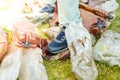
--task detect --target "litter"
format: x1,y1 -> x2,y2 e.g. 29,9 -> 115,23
12,21 -> 39,48
93,30 -> 120,66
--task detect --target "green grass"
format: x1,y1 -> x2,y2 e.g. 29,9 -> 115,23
37,23 -> 50,39
43,0 -> 120,80
44,60 -> 76,80
2,27 -> 12,43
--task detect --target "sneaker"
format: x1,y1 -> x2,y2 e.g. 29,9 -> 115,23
47,27 -> 68,54
40,4 -> 55,14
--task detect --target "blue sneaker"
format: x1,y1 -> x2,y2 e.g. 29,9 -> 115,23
40,4 -> 55,14
47,27 -> 68,54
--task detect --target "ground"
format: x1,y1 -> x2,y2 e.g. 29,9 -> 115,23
43,0 -> 120,80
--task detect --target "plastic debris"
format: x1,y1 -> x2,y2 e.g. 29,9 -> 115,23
12,21 -> 39,48
93,30 -> 120,66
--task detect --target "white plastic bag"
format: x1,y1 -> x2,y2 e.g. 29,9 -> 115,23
0,45 -> 22,80
95,0 -> 119,26
95,0 -> 119,13
65,22 -> 98,80
93,30 -> 120,66
0,44 -> 48,80
18,48 -> 48,80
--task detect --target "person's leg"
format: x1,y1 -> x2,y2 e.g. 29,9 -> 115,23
47,1 -> 68,54
65,22 -> 98,80
49,2 -> 59,26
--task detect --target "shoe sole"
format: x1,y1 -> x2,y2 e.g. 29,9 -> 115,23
51,47 -> 68,54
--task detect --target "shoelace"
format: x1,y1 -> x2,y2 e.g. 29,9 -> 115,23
54,35 -> 66,43
54,27 -> 66,43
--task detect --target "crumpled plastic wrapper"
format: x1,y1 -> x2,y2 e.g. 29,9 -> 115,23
0,28 -> 8,61
0,44 -> 48,80
93,30 -> 120,66
65,22 -> 98,80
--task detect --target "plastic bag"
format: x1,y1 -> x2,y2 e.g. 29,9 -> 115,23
93,30 -> 120,66
65,22 -> 98,80
0,28 -> 8,61
0,45 -> 22,80
12,21 -> 39,48
95,0 -> 119,26
95,0 -> 119,13
0,44 -> 48,80
18,48 -> 48,80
